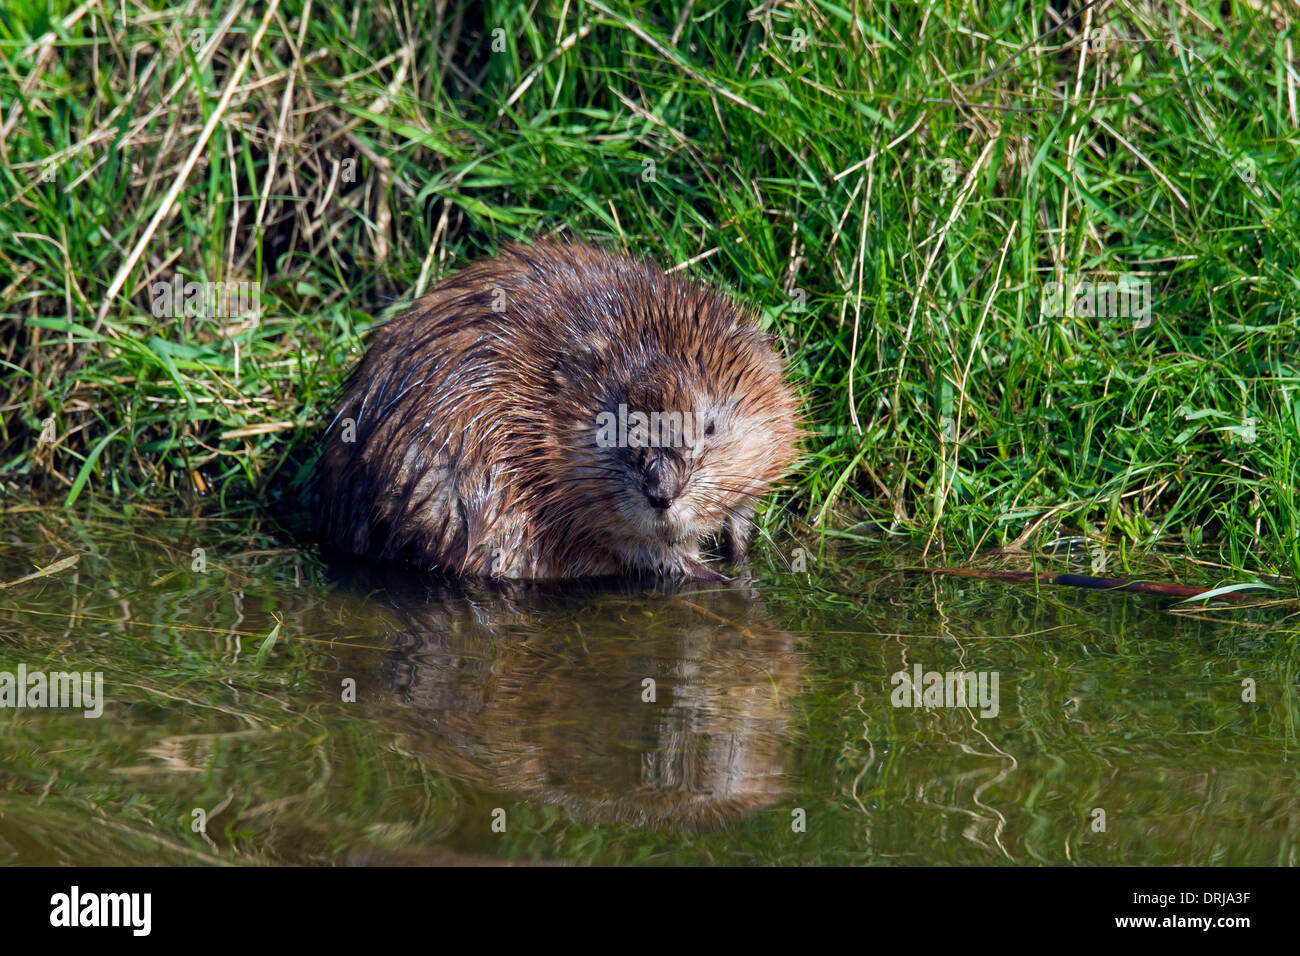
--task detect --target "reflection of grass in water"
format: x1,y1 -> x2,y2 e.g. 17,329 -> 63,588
0,508 -> 453,864
0,635 -> 476,865
766,540 -> 1300,865
2,508 -> 1299,865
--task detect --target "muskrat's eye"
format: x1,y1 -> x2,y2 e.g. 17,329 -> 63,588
704,421 -> 716,437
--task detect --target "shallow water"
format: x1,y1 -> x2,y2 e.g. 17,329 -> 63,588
0,506 -> 1296,865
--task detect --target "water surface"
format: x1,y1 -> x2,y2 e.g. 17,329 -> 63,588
1,506 -> 1295,865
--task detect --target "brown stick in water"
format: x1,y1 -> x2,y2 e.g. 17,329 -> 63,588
918,567 -> 1263,604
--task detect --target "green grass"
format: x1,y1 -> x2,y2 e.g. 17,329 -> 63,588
2,1 -> 1298,585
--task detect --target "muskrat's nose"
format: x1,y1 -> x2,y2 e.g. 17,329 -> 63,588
641,450 -> 684,509
642,475 -> 679,509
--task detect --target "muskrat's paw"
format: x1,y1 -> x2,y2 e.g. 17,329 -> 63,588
721,514 -> 754,565
725,564 -> 756,585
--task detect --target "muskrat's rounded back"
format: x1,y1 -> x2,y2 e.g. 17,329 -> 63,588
314,240 -> 800,579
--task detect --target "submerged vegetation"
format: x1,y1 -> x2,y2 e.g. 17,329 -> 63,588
1,1 -> 1298,585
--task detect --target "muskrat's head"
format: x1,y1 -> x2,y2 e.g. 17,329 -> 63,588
604,373 -> 773,551
533,290 -> 801,575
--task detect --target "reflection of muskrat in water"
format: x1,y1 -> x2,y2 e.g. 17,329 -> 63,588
315,240 -> 800,579
322,564 -> 804,829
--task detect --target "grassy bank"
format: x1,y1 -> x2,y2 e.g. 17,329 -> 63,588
2,1 -> 1298,584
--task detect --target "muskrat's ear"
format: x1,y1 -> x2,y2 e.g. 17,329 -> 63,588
548,355 -> 577,389
547,342 -> 606,390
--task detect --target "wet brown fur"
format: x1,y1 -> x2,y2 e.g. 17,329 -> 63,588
314,240 -> 801,579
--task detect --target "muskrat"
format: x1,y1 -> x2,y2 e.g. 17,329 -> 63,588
314,240 -> 800,580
